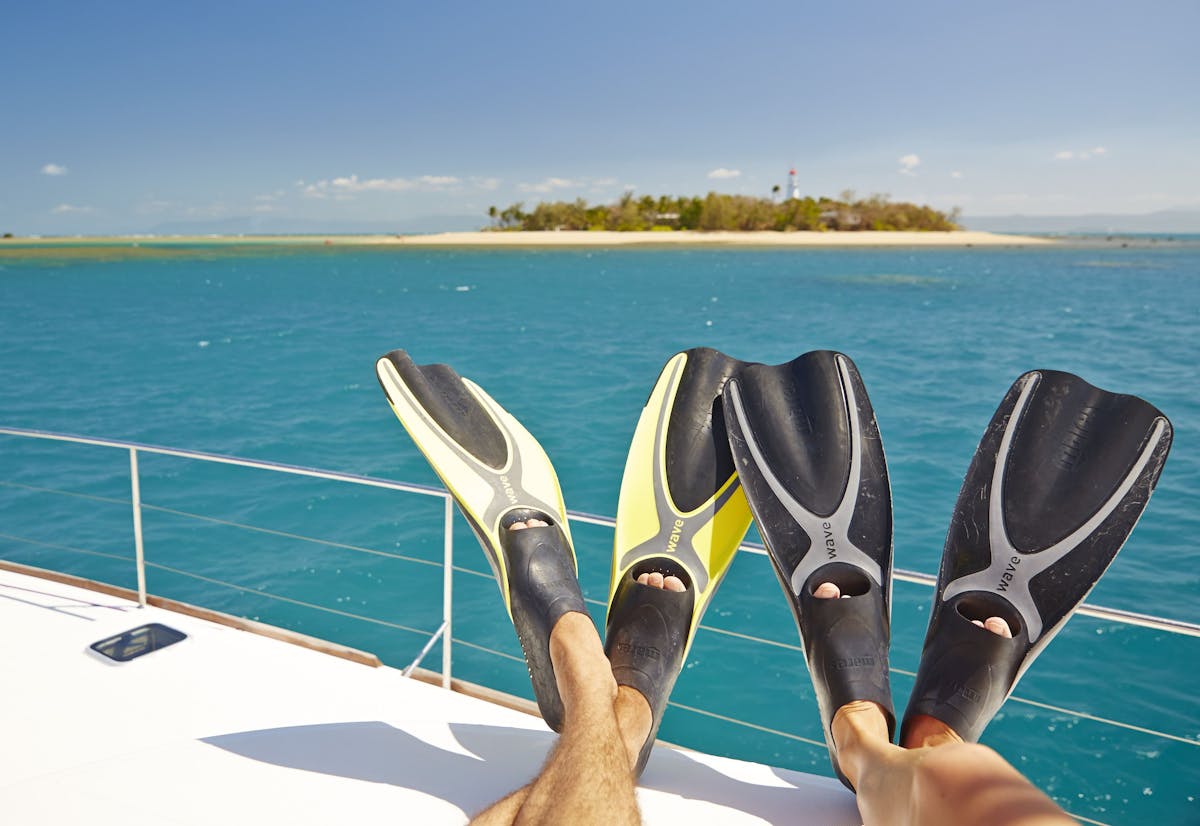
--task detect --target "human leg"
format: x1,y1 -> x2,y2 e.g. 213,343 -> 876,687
472,610 -> 639,826
471,521 -> 643,826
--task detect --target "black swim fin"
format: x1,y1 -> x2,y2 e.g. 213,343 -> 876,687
376,350 -> 588,733
722,351 -> 894,790
604,348 -> 755,777
901,369 -> 1172,745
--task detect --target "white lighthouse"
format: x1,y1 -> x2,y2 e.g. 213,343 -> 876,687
788,167 -> 800,200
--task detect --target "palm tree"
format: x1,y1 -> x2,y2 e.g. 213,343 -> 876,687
771,184 -> 781,202
487,205 -> 498,229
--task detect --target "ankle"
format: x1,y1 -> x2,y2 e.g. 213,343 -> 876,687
613,685 -> 652,770
901,714 -> 964,749
831,700 -> 892,788
548,613 -> 616,708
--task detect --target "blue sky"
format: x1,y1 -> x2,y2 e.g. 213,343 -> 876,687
4,0 -> 1198,234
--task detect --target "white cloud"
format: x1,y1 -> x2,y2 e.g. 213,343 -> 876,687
517,177 -> 578,194
950,170 -> 963,179
301,174 -> 464,198
707,168 -> 741,179
42,163 -> 68,176
470,176 -> 502,191
51,203 -> 92,214
1054,146 -> 1108,161
898,154 -> 921,176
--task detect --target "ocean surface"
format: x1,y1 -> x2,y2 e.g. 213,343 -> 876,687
1,239 -> 1197,824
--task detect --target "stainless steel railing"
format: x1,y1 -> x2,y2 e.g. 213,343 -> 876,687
0,425 -> 458,689
2,424 -> 1198,755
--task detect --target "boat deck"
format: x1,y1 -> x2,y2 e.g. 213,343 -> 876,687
0,566 -> 858,825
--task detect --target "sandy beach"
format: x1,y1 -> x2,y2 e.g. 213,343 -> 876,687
2,230 -> 1054,248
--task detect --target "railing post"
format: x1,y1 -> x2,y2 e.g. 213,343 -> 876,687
129,448 -> 147,607
442,494 -> 454,689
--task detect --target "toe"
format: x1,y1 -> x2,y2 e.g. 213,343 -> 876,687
983,617 -> 1013,638
813,581 -> 842,600
663,575 -> 685,592
646,571 -> 665,588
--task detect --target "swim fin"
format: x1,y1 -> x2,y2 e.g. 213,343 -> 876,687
604,348 -> 754,777
722,351 -> 894,790
376,350 -> 588,733
901,369 -> 1172,745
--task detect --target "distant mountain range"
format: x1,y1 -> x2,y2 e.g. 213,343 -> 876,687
963,207 -> 1200,234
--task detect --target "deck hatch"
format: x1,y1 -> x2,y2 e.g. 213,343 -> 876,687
90,623 -> 187,662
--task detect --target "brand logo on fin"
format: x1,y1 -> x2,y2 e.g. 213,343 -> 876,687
615,640 -> 661,660
954,683 -> 982,703
500,474 -> 518,505
1057,406 -> 1098,471
665,518 -> 684,552
823,521 -> 837,558
995,555 -> 1020,592
833,655 -> 873,670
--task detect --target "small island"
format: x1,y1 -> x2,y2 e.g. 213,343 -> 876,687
487,191 -> 958,233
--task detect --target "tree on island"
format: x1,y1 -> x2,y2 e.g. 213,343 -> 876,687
487,192 -> 958,232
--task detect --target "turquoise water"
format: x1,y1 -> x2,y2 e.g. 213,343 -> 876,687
1,242 -> 1197,823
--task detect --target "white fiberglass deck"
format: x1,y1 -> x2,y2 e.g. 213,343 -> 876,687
0,567 -> 858,825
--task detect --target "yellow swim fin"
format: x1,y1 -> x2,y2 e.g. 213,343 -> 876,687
604,348 -> 754,775
376,349 -> 588,732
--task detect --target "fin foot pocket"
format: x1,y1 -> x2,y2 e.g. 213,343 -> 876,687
604,562 -> 696,777
501,521 -> 587,732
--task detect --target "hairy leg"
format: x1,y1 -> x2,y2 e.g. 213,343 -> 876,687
471,522 -> 642,826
